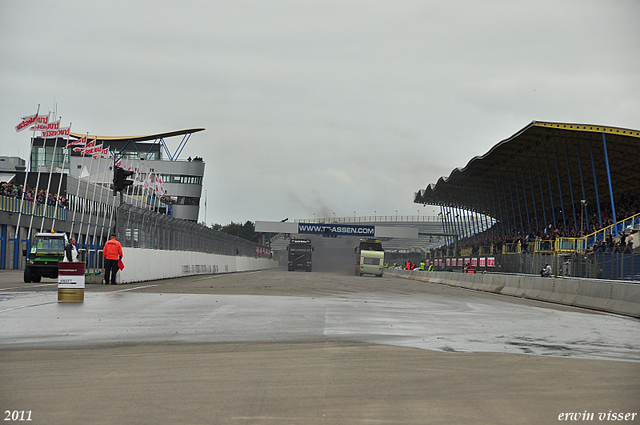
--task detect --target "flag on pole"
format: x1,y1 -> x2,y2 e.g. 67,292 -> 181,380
74,138 -> 95,152
143,171 -> 152,189
82,144 -> 104,156
154,175 -> 165,197
158,175 -> 165,196
29,115 -> 50,131
66,135 -> 87,149
42,125 -> 71,139
16,113 -> 39,132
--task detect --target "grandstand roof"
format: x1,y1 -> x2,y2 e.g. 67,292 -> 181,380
414,121 -> 640,223
69,128 -> 205,143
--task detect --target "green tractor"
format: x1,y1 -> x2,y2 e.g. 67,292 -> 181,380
24,232 -> 69,283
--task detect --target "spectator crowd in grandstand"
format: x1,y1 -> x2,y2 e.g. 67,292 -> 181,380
436,193 -> 639,256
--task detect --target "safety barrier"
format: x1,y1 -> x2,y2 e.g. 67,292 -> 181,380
554,238 -> 582,254
388,269 -> 640,318
502,243 -> 521,254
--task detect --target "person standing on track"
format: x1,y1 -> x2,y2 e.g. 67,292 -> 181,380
103,234 -> 123,285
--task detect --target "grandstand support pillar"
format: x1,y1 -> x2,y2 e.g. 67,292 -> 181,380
462,202 -> 471,239
512,174 -> 524,236
537,162 -> 548,232
545,158 -> 557,231
491,184 -> 505,237
500,178 -> 511,235
453,207 -> 462,239
554,153 -> 567,233
476,192 -> 486,237
442,207 -> 450,245
439,206 -> 445,243
448,207 -> 457,243
529,165 -> 539,232
481,189 -> 494,239
565,149 -> 578,234
576,145 -> 590,232
588,140 -> 603,229
472,199 -> 480,239
520,170 -> 531,234
601,132 -> 618,237
462,207 -> 469,239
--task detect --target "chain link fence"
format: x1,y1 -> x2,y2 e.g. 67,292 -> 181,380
439,250 -> 640,281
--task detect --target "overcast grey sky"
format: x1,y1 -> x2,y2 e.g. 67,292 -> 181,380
1,1 -> 639,225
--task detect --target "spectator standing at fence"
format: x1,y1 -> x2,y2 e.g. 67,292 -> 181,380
103,234 -> 123,285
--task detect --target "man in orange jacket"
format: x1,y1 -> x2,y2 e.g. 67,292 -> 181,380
103,234 -> 123,285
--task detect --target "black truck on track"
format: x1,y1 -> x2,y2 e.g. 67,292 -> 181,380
287,238 -> 313,272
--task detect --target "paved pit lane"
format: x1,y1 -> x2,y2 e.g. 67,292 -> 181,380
1,270 -> 638,362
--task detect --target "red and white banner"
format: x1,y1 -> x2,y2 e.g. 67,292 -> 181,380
487,257 -> 496,267
16,113 -> 38,132
29,115 -> 51,131
79,143 -> 103,156
45,119 -> 60,131
42,125 -> 70,139
66,135 -> 87,149
74,138 -> 96,153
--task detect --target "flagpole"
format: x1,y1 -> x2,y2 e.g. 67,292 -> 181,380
15,105 -> 41,262
27,112 -> 51,240
68,133 -> 89,238
41,130 -> 58,232
93,146 -> 113,252
76,137 -> 98,244
40,120 -> 69,232
89,147 -> 112,259
51,131 -> 69,232
86,146 -> 106,253
105,152 -> 125,241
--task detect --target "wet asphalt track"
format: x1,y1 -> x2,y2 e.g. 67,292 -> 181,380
1,269 -> 639,362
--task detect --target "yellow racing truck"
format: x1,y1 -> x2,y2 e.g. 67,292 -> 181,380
355,238 -> 384,277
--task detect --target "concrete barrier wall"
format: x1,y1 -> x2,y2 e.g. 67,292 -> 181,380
387,269 -> 640,318
108,248 -> 279,284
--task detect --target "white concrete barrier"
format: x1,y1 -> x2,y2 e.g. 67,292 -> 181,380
388,269 -> 640,318
114,248 -> 279,284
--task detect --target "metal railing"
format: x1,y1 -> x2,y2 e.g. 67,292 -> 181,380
0,195 -> 68,220
296,215 -> 442,224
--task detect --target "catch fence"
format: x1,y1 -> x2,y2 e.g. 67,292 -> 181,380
84,203 -> 270,271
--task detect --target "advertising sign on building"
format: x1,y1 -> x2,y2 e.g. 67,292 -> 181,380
297,223 -> 375,237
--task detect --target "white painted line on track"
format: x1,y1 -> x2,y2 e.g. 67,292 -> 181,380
113,284 -> 159,292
